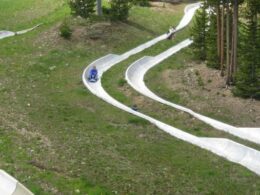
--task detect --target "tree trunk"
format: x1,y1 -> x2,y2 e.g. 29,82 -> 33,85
226,0 -> 231,85
232,0 -> 238,78
220,3 -> 225,76
97,0 -> 102,16
217,4 -> 221,64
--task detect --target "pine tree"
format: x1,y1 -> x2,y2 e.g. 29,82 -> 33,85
206,8 -> 219,69
234,0 -> 260,99
190,1 -> 208,61
69,0 -> 96,18
110,0 -> 132,21
208,0 -> 222,68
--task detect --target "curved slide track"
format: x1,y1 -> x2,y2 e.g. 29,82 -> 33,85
0,170 -> 33,195
0,24 -> 41,40
82,3 -> 260,175
125,40 -> 260,145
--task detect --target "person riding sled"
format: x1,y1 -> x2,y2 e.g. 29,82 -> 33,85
88,66 -> 98,82
167,26 -> 176,40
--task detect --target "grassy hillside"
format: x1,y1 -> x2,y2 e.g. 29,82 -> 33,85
0,0 -> 66,30
0,0 -> 259,194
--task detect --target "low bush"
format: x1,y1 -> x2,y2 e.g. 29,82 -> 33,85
117,78 -> 127,87
69,0 -> 96,18
110,0 -> 132,21
133,0 -> 150,7
59,21 -> 72,39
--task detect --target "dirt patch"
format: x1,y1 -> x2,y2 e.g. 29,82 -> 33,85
161,63 -> 260,126
0,107 -> 52,148
119,84 -> 155,109
150,1 -> 183,12
33,23 -> 61,50
34,20 -> 114,49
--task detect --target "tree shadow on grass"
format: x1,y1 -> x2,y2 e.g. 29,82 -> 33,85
124,21 -> 158,36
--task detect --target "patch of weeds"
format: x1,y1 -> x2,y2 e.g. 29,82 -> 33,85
194,70 -> 204,87
117,78 -> 127,87
192,127 -> 200,132
157,66 -> 163,72
105,124 -> 116,131
0,88 -> 9,93
197,76 -> 204,87
114,92 -> 129,103
75,87 -> 88,96
167,91 -> 183,104
128,117 -> 149,126
207,79 -> 212,83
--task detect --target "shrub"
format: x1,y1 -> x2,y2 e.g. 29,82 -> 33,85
133,0 -> 150,7
197,76 -> 204,87
102,6 -> 111,16
69,0 -> 96,19
110,0 -> 132,21
59,21 -> 72,39
117,78 -> 127,87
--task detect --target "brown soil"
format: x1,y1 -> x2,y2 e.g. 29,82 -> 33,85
0,106 -> 52,148
161,63 -> 260,127
150,1 -> 184,12
34,20 -> 113,51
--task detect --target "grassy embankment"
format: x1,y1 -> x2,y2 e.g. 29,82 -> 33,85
0,0 -> 260,194
103,5 -> 260,150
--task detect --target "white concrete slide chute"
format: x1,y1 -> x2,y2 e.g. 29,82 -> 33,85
0,31 -> 15,40
0,170 -> 33,195
176,3 -> 201,31
82,51 -> 260,176
200,138 -> 260,174
84,1 -> 201,82
82,3 -> 260,176
125,39 -> 260,144
0,24 -> 42,40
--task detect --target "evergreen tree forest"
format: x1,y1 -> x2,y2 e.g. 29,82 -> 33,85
69,0 -> 148,21
191,0 -> 260,99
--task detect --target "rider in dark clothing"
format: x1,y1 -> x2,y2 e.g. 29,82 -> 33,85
88,66 -> 98,81
167,26 -> 176,40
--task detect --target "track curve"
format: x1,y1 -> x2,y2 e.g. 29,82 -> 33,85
125,40 -> 260,144
82,3 -> 260,175
0,24 -> 41,40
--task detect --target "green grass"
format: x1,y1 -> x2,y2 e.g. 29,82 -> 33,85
0,1 -> 260,194
145,45 -> 257,126
102,25 -> 260,151
0,0 -> 67,30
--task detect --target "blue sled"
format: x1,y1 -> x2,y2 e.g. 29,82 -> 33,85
88,74 -> 98,83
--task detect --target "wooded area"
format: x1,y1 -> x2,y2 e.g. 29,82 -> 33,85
191,0 -> 260,99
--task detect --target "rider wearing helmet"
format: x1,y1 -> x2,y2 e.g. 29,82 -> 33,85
88,66 -> 98,82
